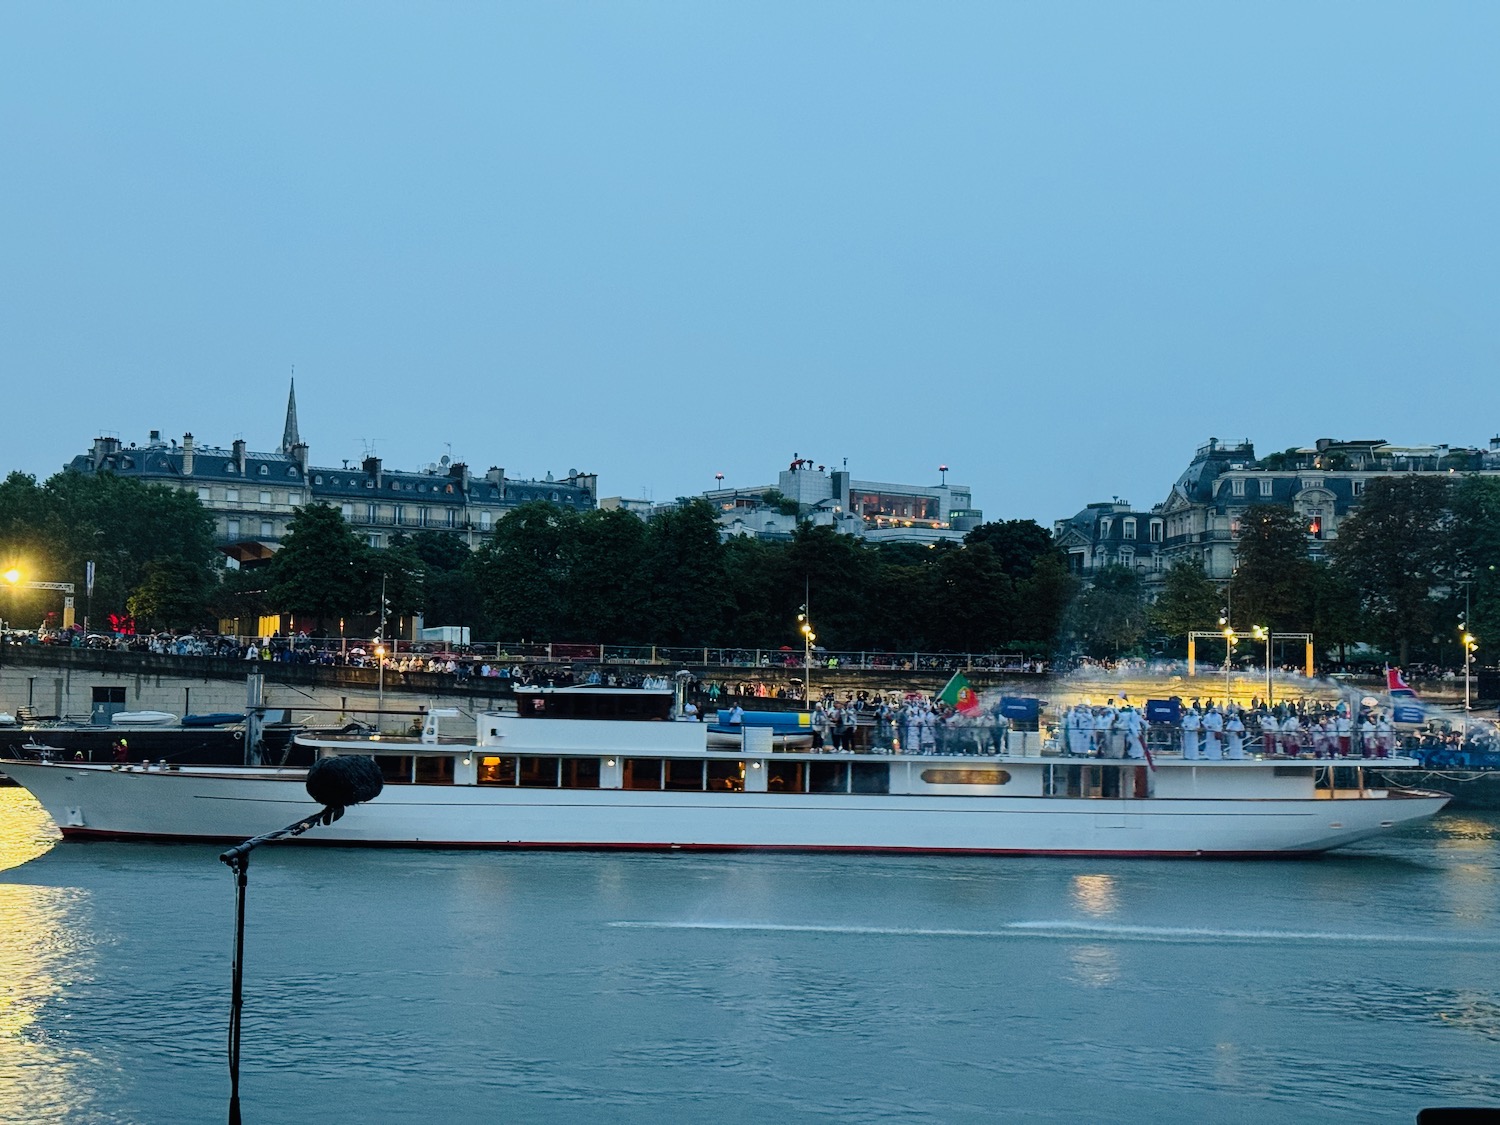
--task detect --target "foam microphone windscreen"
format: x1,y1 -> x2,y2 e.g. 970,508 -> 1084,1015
305,755 -> 384,814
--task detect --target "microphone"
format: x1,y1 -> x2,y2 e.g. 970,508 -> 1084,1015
304,755 -> 384,823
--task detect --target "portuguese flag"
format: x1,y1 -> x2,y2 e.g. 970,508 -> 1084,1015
937,672 -> 981,716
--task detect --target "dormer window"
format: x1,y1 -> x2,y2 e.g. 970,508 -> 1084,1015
1123,518 -> 1137,540
314,475 -> 323,485
1231,478 -> 1245,496
287,467 -> 297,477
225,463 -> 235,473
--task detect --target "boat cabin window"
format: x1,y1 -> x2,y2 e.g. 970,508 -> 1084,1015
851,762 -> 890,794
517,691 -> 673,721
810,762 -> 849,794
560,757 -> 601,789
479,756 -> 603,789
706,760 -> 745,792
1044,764 -> 1150,799
519,757 -> 560,787
766,762 -> 805,793
376,755 -> 415,784
477,756 -> 517,785
665,759 -> 706,791
415,755 -> 454,784
623,758 -> 663,790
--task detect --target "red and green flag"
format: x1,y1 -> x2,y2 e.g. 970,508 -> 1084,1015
936,672 -> 981,716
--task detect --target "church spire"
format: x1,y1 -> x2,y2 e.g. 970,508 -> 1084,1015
281,372 -> 301,453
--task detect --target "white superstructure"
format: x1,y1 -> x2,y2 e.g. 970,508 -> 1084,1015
2,687 -> 1450,857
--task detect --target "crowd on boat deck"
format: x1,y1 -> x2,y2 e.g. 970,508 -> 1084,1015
1057,697 -> 1492,761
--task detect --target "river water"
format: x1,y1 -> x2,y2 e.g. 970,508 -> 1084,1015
2,789 -> 1497,1124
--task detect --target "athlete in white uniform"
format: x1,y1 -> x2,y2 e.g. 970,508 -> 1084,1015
1181,706 -> 1202,760
1121,705 -> 1147,760
1376,712 -> 1395,758
1201,705 -> 1224,761
1225,709 -> 1246,759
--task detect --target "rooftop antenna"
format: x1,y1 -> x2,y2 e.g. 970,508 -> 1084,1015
939,464 -> 949,486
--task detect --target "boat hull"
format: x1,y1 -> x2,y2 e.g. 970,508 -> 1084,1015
1,761 -> 1450,857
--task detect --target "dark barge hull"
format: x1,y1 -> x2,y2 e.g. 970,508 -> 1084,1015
0,725 -> 310,768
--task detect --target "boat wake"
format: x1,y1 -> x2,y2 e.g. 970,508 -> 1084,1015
609,919 -> 1500,947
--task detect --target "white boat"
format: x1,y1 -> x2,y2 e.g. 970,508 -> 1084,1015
1,686 -> 1451,857
109,710 -> 180,726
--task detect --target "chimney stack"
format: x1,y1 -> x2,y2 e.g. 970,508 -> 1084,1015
182,433 -> 195,475
232,438 -> 247,476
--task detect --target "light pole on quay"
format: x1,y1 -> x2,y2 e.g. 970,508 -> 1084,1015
798,606 -> 815,704
1252,625 -> 1271,707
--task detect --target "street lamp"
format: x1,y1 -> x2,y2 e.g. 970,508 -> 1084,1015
2,566 -> 77,629
798,606 -> 815,703
374,643 -> 387,721
1252,625 -> 1271,707
1459,622 -> 1478,736
1222,624 -> 1236,706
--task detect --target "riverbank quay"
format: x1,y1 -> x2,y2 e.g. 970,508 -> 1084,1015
0,642 -> 1057,722
2,640 -> 1488,719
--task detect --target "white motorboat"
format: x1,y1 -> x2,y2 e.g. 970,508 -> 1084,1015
1,686 -> 1451,856
109,710 -> 180,726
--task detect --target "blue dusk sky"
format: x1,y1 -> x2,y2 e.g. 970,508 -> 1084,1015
2,3 -> 1497,524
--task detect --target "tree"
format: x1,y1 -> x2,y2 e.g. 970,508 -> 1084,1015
1066,566 -> 1147,657
563,509 -> 650,642
0,471 -> 217,629
963,519 -> 1056,579
1331,476 -> 1453,664
1230,505 -> 1314,630
267,504 -> 370,625
926,541 -> 1014,651
378,533 -> 427,623
1149,558 -> 1222,647
1449,475 -> 1500,646
470,502 -> 577,640
127,558 -> 212,630
207,565 -> 271,633
642,499 -> 729,644
409,532 -> 485,634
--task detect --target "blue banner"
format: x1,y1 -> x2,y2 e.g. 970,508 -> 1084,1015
999,697 -> 1039,721
1146,699 -> 1181,723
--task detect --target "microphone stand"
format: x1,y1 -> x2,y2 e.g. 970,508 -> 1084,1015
219,806 -> 346,1125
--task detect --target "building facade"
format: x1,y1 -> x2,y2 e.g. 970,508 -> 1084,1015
67,382 -> 597,562
1059,434 -> 1500,585
694,457 -> 984,544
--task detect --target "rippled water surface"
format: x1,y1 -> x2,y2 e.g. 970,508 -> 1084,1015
2,789 -> 1497,1123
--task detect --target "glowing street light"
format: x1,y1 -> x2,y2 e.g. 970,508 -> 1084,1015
1,566 -> 77,628
375,642 -> 388,719
1460,622 -> 1478,733
798,607 -> 815,703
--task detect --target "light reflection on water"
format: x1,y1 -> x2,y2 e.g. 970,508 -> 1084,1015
0,882 -> 96,1125
0,787 -> 60,873
0,790 -> 1498,1122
